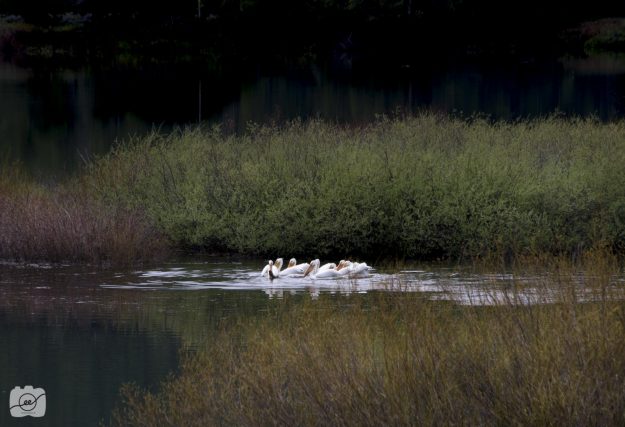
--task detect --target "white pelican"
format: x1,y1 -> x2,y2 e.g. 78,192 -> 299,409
336,260 -> 352,276
349,261 -> 371,276
303,259 -> 320,278
280,258 -> 310,276
304,259 -> 351,279
319,262 -> 337,272
335,260 -> 349,271
261,258 -> 283,279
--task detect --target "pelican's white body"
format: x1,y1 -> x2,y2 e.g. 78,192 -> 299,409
263,258 -> 371,280
261,258 -> 283,278
279,258 -> 310,276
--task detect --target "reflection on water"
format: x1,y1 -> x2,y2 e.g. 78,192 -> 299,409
1,259 -> 624,425
2,57 -> 625,175
0,267 -> 183,426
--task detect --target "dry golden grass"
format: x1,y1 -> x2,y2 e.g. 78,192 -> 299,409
0,168 -> 167,264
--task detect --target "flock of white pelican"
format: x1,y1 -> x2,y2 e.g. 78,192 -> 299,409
261,258 -> 371,280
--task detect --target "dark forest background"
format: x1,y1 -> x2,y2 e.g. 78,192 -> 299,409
2,0 -> 625,67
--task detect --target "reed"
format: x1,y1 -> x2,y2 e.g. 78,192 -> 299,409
108,253 -> 625,426
0,168 -> 167,264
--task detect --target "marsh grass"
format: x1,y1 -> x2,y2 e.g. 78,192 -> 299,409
88,115 -> 625,260
109,254 -> 625,426
0,167 -> 167,264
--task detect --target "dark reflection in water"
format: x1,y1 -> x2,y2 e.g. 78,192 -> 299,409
0,321 -> 179,426
2,56 -> 625,176
0,261 -> 290,426
0,275 -> 180,426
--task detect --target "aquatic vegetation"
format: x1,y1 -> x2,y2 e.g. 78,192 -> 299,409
88,115 -> 625,260
109,253 -> 625,426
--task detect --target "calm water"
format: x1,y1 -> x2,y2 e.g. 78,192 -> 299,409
2,55 -> 625,176
2,259 -> 623,425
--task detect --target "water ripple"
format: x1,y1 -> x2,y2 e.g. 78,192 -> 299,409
95,262 -> 625,304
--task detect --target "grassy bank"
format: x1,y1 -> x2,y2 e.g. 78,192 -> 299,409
87,115 -> 625,261
109,254 -> 625,426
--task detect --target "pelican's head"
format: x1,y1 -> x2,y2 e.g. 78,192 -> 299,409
304,259 -> 320,277
268,260 -> 274,266
274,258 -> 284,270
336,260 -> 346,270
288,258 -> 296,268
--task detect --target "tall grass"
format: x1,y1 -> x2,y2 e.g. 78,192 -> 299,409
88,115 -> 625,260
0,167 -> 167,264
108,253 -> 625,426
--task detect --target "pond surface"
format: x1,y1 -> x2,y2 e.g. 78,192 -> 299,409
2,55 -> 625,176
2,259 -> 623,425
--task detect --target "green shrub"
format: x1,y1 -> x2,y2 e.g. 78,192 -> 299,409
87,115 -> 625,260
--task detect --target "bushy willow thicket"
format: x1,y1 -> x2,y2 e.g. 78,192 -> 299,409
86,115 -> 625,260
